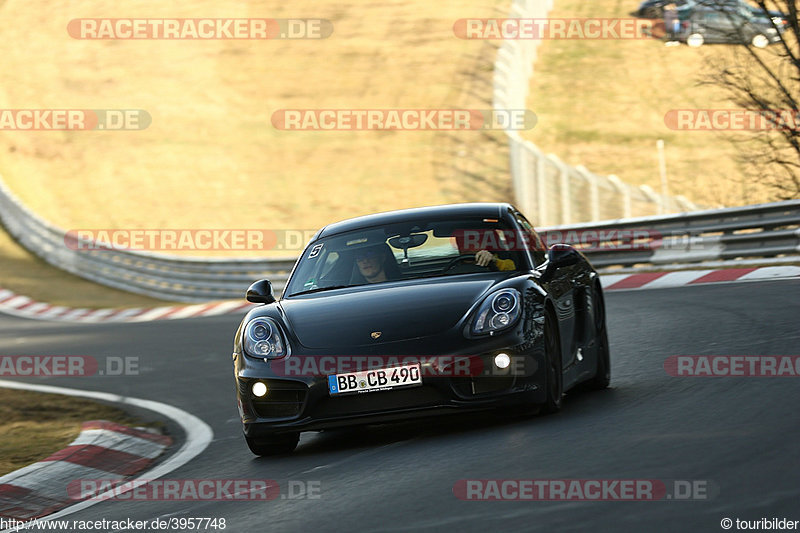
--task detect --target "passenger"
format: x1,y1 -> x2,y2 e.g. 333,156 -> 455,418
475,249 -> 516,271
453,230 -> 517,271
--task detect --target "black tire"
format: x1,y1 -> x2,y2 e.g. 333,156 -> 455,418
586,284 -> 611,390
541,310 -> 563,414
245,433 -> 299,456
686,33 -> 704,47
751,34 -> 769,49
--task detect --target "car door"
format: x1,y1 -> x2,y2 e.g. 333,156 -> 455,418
510,209 -> 575,371
512,208 -> 593,376
710,10 -> 750,42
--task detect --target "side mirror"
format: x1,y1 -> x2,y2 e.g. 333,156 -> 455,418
541,244 -> 580,281
548,244 -> 580,268
246,279 -> 276,304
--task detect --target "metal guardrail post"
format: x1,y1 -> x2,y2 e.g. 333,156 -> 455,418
548,154 -> 571,225
607,175 -> 632,219
534,146 -> 548,226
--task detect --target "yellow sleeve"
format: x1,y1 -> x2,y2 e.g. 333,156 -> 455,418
494,256 -> 516,271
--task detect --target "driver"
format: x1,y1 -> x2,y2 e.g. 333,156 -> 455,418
353,245 -> 402,283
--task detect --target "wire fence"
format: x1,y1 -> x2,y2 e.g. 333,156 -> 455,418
495,0 -> 699,227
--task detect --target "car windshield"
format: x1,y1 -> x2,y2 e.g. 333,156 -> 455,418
285,217 -> 537,296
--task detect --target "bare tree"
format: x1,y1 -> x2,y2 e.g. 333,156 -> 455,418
702,0 -> 800,199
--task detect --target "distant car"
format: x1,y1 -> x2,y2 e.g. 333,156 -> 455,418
678,5 -> 783,47
637,0 -> 788,26
232,203 -> 611,455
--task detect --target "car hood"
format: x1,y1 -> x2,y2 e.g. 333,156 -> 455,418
279,276 -> 502,349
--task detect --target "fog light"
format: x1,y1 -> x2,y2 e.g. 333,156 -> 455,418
494,353 -> 511,369
252,381 -> 268,397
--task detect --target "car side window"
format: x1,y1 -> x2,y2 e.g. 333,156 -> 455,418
513,212 -> 547,267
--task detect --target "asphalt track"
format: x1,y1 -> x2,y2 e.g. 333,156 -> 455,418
1,279 -> 799,532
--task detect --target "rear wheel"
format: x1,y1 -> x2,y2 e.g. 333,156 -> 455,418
245,433 -> 299,456
586,284 -> 611,390
541,311 -> 563,414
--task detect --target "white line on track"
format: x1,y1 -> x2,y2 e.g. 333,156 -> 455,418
0,380 -> 214,531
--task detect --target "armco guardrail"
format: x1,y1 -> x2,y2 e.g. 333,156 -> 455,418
540,200 -> 800,268
1,173 -> 798,303
0,177 -> 296,303
494,0 -> 699,226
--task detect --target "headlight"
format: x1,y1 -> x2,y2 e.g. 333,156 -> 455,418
243,317 -> 289,359
471,289 -> 522,335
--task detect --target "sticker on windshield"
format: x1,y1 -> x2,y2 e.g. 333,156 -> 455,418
308,243 -> 323,258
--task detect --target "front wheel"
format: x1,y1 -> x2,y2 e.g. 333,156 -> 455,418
245,433 -> 299,456
585,284 -> 611,390
751,34 -> 769,48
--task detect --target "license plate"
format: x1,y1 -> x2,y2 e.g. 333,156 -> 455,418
328,363 -> 422,396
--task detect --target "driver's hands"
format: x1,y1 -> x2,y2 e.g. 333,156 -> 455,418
475,250 -> 495,267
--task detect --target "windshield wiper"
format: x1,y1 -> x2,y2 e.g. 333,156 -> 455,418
288,285 -> 350,297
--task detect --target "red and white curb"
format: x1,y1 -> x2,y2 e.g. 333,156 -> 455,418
0,420 -> 171,521
0,288 -> 257,323
599,265 -> 800,291
1,266 -> 798,324
0,380 -> 212,529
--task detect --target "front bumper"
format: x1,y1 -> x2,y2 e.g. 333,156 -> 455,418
234,332 -> 546,436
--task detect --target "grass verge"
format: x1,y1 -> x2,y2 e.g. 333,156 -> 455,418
525,0 -> 786,207
0,0 -> 508,307
0,388 -> 160,476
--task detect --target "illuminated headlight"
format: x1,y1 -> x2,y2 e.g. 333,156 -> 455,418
243,317 -> 288,359
471,289 -> 521,335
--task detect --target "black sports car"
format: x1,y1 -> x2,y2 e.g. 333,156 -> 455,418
232,203 -> 610,455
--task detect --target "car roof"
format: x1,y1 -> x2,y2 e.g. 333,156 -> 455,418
315,203 -> 516,239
